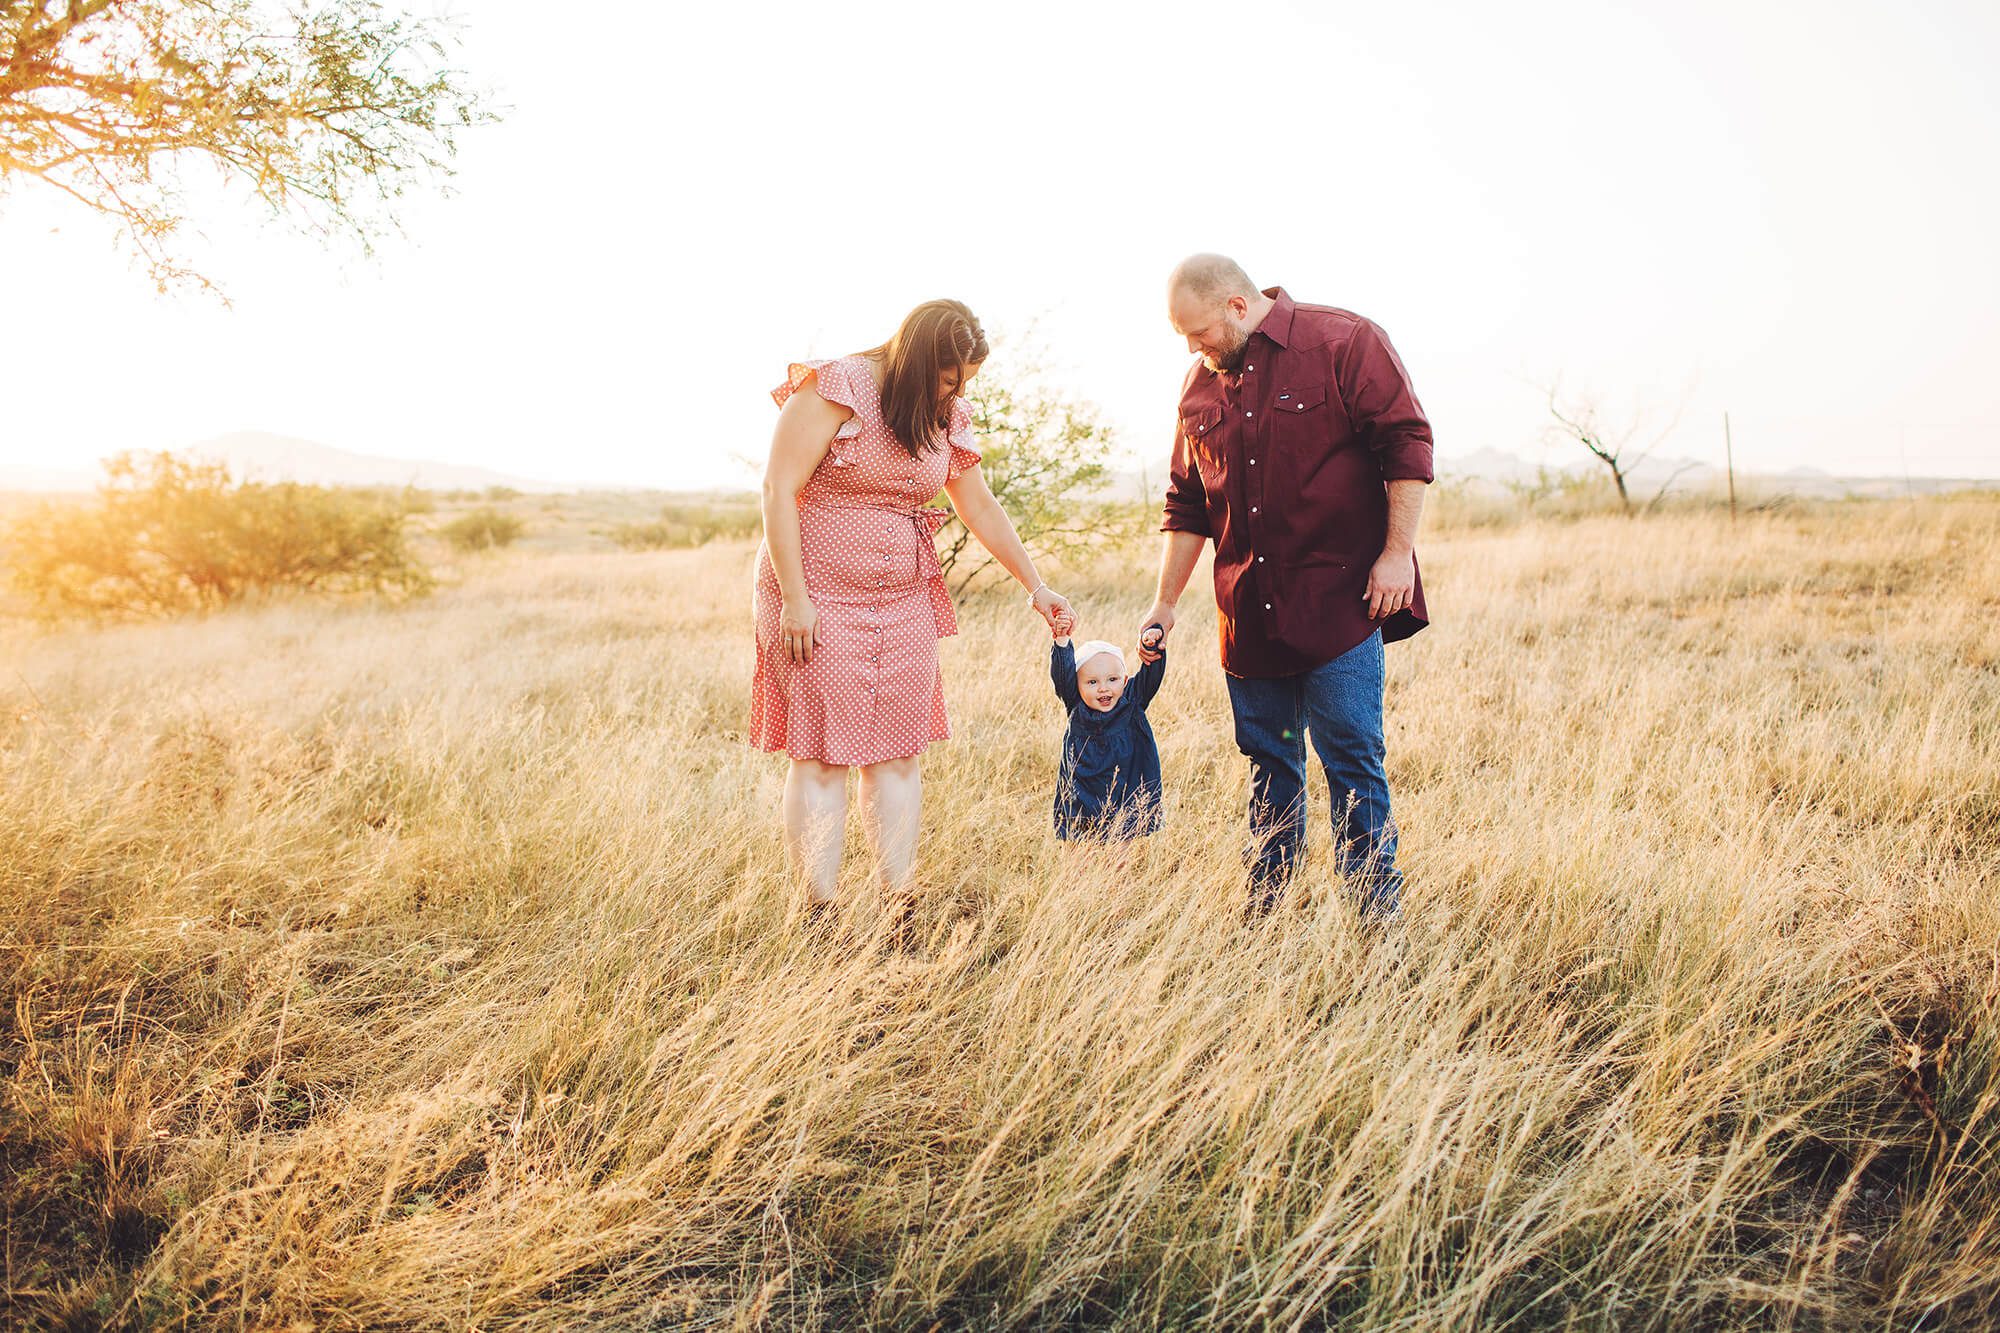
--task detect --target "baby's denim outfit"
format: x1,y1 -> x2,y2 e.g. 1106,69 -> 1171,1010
1050,640 -> 1166,841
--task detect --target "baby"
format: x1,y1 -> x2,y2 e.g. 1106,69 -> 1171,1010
1048,618 -> 1168,841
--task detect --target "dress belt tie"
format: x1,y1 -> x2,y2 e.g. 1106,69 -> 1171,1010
798,502 -> 959,639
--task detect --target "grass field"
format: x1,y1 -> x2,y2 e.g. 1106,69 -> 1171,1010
3,497 -> 1998,1329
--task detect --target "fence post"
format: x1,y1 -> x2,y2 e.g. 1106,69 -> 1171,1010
1724,411 -> 1737,521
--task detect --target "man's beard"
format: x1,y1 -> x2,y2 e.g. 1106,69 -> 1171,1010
1206,327 -> 1250,374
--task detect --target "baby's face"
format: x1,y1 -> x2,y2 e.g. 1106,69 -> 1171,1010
1076,652 -> 1127,712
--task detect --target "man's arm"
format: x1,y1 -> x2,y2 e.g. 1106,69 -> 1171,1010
1146,391 -> 1212,663
1364,480 -> 1426,620
1336,318 -> 1435,485
1139,530 -> 1205,663
1334,318 -> 1433,622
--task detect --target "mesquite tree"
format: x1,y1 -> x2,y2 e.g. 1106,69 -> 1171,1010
0,0 -> 490,291
938,357 -> 1116,594
1542,378 -> 1694,516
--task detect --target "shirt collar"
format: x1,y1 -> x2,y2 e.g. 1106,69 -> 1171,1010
1253,286 -> 1295,349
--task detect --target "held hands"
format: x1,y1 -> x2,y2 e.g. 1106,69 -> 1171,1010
1137,602 -> 1175,662
1030,583 -> 1075,637
1364,549 -> 1416,621
779,597 -> 820,664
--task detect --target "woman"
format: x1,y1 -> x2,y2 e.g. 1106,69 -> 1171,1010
753,299 -> 1072,928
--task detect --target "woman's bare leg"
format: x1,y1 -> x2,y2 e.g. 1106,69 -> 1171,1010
857,755 -> 922,898
784,758 -> 849,903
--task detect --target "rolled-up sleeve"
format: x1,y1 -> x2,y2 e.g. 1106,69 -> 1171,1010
1337,318 -> 1435,483
1160,416 -> 1213,536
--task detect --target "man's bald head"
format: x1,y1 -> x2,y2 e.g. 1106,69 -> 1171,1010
1168,253 -> 1258,306
1167,253 -> 1272,374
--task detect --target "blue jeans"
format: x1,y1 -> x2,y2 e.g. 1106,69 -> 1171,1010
1226,630 -> 1401,915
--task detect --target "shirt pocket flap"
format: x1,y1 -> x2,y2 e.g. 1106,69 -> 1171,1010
1274,382 -> 1328,413
1180,405 -> 1223,438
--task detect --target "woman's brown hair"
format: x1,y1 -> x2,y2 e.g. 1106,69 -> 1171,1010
865,299 -> 988,459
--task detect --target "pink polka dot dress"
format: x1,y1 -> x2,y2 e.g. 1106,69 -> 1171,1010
750,356 -> 982,767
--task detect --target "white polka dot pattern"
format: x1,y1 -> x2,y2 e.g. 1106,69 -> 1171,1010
750,356 -> 982,767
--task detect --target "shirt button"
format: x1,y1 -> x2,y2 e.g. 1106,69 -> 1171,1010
1264,603 -> 1272,610
1246,364 -> 1254,372
1245,410 -> 1254,418
1257,555 -> 1265,563
1249,458 -> 1258,465
1251,506 -> 1259,514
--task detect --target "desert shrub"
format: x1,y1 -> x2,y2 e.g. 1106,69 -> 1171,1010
482,485 -> 521,502
941,354 -> 1121,591
440,507 -> 526,552
4,451 -> 431,618
607,521 -> 688,551
608,501 -> 760,550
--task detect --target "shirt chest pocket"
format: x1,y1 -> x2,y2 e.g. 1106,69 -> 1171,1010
1180,406 -> 1226,489
1271,381 -> 1331,441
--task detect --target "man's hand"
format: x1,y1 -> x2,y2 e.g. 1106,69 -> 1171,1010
1137,601 -> 1176,662
1364,550 -> 1415,621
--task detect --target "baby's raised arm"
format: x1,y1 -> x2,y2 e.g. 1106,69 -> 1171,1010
1133,625 -> 1169,706
1048,638 -> 1082,709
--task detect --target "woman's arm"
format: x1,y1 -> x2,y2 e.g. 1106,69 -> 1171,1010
761,384 -> 847,663
942,462 -> 1072,628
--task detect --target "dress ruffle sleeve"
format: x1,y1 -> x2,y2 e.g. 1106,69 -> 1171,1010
944,396 -> 980,482
772,359 -> 865,449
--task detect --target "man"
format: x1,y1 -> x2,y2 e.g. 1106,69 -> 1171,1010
1138,254 -> 1434,917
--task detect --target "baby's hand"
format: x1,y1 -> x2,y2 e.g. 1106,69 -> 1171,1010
1140,625 -> 1164,652
1052,608 -> 1077,637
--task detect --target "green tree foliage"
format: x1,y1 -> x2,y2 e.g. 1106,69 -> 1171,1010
440,506 -> 524,552
0,0 -> 491,291
938,358 -> 1118,592
5,451 -> 431,617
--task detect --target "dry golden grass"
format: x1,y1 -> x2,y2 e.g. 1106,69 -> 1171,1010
3,498 -> 1998,1329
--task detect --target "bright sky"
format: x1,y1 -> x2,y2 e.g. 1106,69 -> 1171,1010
3,0 -> 1997,488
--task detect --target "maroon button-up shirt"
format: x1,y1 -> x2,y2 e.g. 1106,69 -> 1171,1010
1162,287 -> 1435,678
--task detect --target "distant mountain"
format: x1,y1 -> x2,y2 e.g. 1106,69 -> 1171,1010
1105,448 -> 1599,500
1099,447 -> 1988,503
0,432 -> 578,494
1444,448 -> 1547,484
183,432 -> 575,492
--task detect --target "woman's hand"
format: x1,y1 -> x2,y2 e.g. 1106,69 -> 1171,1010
1030,584 -> 1073,635
781,596 -> 820,664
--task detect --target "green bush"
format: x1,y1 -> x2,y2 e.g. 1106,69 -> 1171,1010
608,502 -> 760,551
4,452 -> 432,618
440,507 -> 526,552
